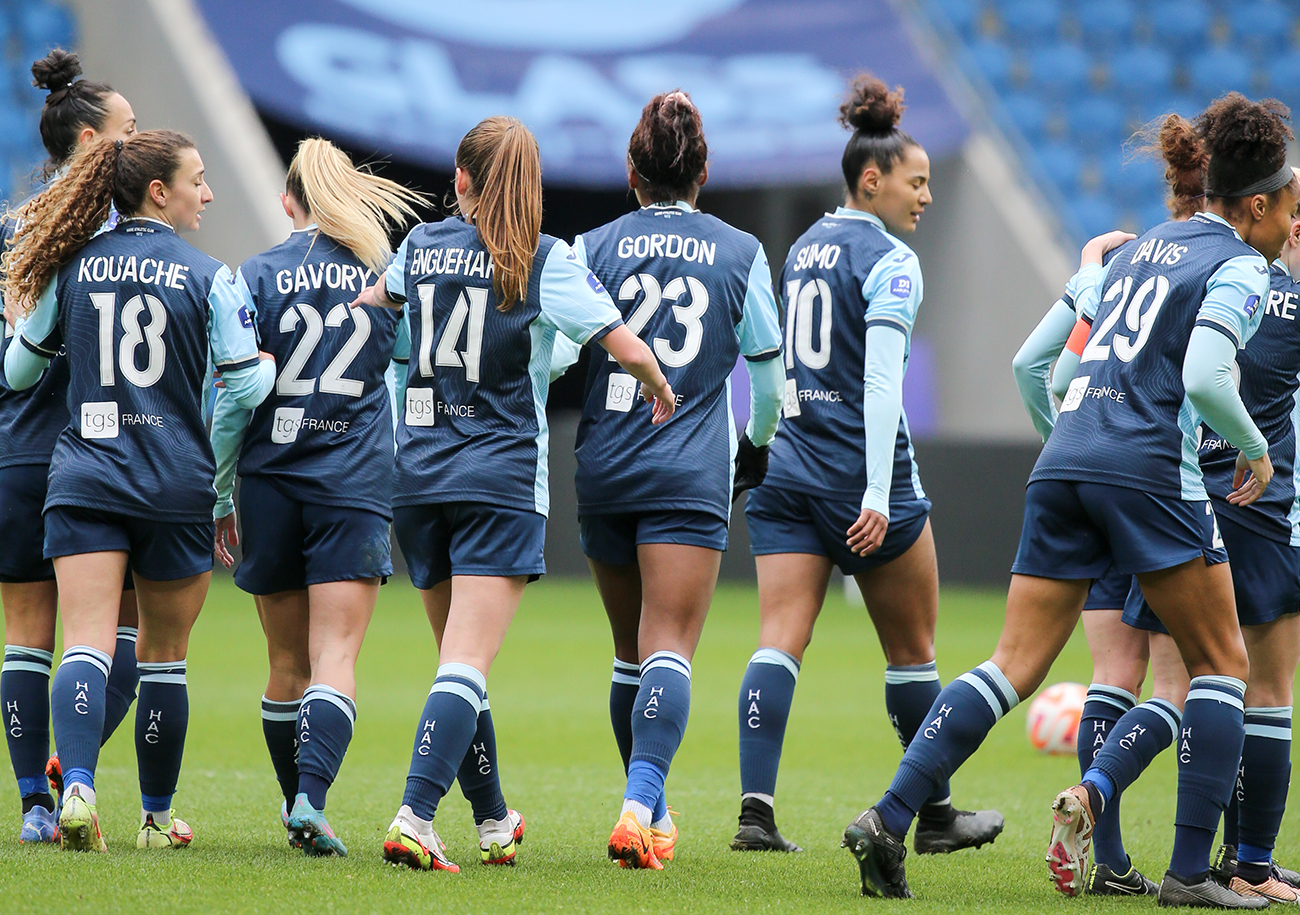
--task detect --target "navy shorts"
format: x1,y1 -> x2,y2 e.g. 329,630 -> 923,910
44,506 -> 213,581
0,464 -> 54,582
1124,512 -> 1300,633
746,483 -> 930,576
393,502 -> 546,589
579,510 -> 728,566
234,476 -> 393,595
1083,567 -> 1132,611
1012,480 -> 1228,580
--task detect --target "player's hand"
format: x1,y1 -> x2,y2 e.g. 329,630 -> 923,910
732,434 -> 769,504
351,282 -> 399,311
1080,230 -> 1136,267
640,380 -> 675,424
214,510 -> 238,569
846,508 -> 888,556
1228,450 -> 1274,506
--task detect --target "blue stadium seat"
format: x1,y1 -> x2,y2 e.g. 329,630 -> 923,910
1100,149 -> 1165,198
1188,47 -> 1255,98
1028,43 -> 1091,96
964,38 -> 1014,88
1107,44 -> 1174,98
1069,193 -> 1121,239
0,106 -> 32,151
1138,93 -> 1200,124
1076,0 -> 1136,49
1148,0 -> 1211,50
1068,95 -> 1127,149
1000,92 -> 1049,141
1266,50 -> 1300,97
20,3 -> 74,53
927,0 -> 981,37
1032,141 -> 1085,194
1000,0 -> 1061,40
1228,2 -> 1291,56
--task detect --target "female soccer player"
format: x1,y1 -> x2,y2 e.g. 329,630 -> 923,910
0,49 -> 141,844
209,138 -> 425,856
4,130 -> 274,852
733,74 -> 1002,856
351,115 -> 675,873
845,93 -> 1297,909
563,90 -> 784,869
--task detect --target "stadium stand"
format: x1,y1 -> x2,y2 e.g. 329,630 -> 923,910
924,0 -> 1300,242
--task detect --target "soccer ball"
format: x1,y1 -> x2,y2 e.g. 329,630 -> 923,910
1026,682 -> 1086,755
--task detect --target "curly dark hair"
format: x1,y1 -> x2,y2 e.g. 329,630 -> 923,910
838,73 -> 921,193
627,90 -> 708,204
1136,113 -> 1208,220
1197,93 -> 1293,202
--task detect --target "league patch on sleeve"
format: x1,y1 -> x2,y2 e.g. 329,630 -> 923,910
889,275 -> 912,298
1244,294 -> 1260,317
238,305 -> 254,328
586,272 -> 607,295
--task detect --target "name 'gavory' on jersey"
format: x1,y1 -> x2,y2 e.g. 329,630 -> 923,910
274,262 -> 374,294
75,253 -> 190,289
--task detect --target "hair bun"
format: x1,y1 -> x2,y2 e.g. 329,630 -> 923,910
31,48 -> 81,92
838,73 -> 905,135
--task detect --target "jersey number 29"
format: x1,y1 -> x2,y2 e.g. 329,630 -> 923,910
1080,274 -> 1170,365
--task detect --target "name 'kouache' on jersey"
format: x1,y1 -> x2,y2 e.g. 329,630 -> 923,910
75,254 -> 190,290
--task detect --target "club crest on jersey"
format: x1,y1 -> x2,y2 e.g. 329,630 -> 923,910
889,276 -> 911,298
1244,294 -> 1260,317
586,272 -> 607,295
238,305 -> 254,328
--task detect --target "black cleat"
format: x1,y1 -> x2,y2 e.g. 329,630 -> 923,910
1272,862 -> 1300,889
913,806 -> 1004,855
842,807 -> 913,899
1087,860 -> 1159,896
1212,845 -> 1239,887
1157,871 -> 1270,909
731,797 -> 801,852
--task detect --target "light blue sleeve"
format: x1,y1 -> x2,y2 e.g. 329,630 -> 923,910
209,265 -> 273,409
537,239 -> 624,344
4,279 -> 59,390
737,244 -> 782,361
861,245 -> 923,336
1070,262 -> 1106,322
387,305 -> 410,433
861,324 -> 907,518
385,233 -> 411,304
1195,253 -> 1270,349
745,355 -> 784,446
1052,348 -> 1082,401
1011,299 -> 1076,442
209,385 -> 251,518
1183,325 -> 1268,460
546,233 -> 591,381
571,234 -> 588,267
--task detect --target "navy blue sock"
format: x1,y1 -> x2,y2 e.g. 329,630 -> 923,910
610,659 -> 639,774
738,648 -> 799,802
403,663 -> 484,821
1169,676 -> 1245,881
1076,684 -> 1137,872
261,696 -> 301,809
136,661 -> 189,813
884,661 -> 953,812
876,661 -> 1019,837
1225,776 -> 1241,850
2,646 -> 53,801
458,696 -> 509,825
296,684 -> 356,811
50,646 -> 111,789
1235,706 -> 1291,866
101,627 -> 138,745
624,651 -> 691,817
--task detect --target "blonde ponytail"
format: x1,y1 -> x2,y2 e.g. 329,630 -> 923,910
286,138 -> 426,275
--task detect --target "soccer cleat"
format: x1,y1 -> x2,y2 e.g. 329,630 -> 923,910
58,786 -> 106,853
476,809 -> 524,865
842,807 -> 913,899
288,794 -> 346,857
1274,862 -> 1300,889
18,804 -> 57,843
136,809 -> 193,849
913,807 -> 1005,855
731,798 -> 801,852
1046,785 -> 1095,897
1087,860 -> 1159,896
382,806 -> 459,873
1231,874 -> 1300,903
1158,871 -> 1269,908
45,754 -> 63,799
281,800 -> 302,849
1212,845 -> 1239,886
650,818 -> 678,863
608,811 -> 663,870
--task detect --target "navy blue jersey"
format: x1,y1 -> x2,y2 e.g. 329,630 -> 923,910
571,203 -> 782,521
385,216 -> 623,515
22,218 -> 261,522
763,207 -> 926,508
1033,213 -> 1268,500
1199,261 -> 1300,543
234,228 -> 401,517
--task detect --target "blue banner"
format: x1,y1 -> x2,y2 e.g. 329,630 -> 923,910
197,0 -> 967,187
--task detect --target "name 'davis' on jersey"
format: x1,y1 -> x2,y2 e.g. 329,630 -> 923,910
275,262 -> 376,294
1128,237 -> 1188,266
615,233 -> 717,265
76,255 -> 190,290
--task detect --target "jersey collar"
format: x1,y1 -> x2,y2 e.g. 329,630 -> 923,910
830,205 -> 886,231
118,216 -> 175,234
644,201 -> 696,213
1192,210 -> 1244,240
291,223 -> 320,234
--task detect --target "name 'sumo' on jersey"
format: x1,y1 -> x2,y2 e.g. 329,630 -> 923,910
274,263 -> 375,294
76,254 -> 191,290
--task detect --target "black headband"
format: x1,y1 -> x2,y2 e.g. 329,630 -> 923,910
1207,161 -> 1294,198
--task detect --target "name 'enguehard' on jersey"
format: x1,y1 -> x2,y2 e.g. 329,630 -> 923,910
20,218 -> 261,521
1199,260 -> 1300,543
387,215 -> 623,515
763,207 -> 926,509
572,202 -> 782,521
1033,212 -> 1268,501
233,227 -> 404,517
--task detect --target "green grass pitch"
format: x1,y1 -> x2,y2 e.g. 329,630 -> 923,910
1,575 -> 1293,913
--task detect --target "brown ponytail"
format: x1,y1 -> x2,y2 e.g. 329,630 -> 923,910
1138,113 -> 1208,220
455,117 -> 542,311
